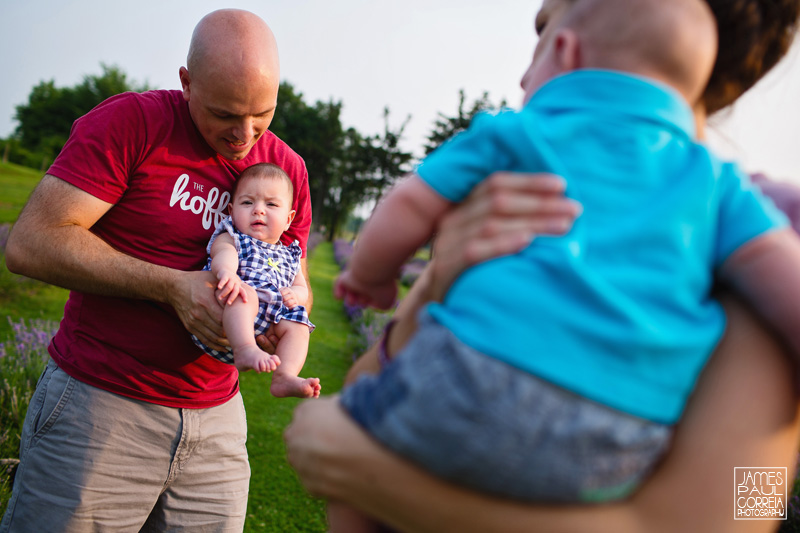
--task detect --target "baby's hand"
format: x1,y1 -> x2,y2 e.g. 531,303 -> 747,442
334,270 -> 397,310
280,287 -> 300,309
217,270 -> 248,305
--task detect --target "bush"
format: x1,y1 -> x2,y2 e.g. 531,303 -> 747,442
0,139 -> 50,171
0,317 -> 58,512
780,455 -> 800,531
333,239 -> 353,268
0,224 -> 8,252
346,308 -> 393,358
307,231 -> 324,253
400,258 -> 427,287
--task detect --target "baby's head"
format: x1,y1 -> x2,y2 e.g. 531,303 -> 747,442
521,0 -> 718,105
229,163 -> 295,244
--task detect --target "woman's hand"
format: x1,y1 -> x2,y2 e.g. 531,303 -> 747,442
430,172 -> 581,300
284,396 -> 357,498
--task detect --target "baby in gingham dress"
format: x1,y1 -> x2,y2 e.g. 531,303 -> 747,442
193,163 -> 320,399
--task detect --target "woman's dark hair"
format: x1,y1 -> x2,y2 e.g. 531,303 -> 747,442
703,0 -> 800,113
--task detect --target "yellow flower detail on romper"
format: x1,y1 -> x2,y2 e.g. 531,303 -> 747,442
267,257 -> 280,270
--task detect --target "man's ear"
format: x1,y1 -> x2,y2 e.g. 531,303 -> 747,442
179,67 -> 191,102
552,29 -> 581,71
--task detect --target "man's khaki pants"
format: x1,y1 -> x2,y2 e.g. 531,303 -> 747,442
1,360 -> 250,532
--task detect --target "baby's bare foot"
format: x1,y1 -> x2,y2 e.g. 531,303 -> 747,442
234,346 -> 280,373
270,374 -> 321,398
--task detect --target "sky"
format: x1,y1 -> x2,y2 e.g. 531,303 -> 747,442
1,0 -> 799,184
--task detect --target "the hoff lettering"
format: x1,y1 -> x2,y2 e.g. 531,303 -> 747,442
170,174 -> 230,230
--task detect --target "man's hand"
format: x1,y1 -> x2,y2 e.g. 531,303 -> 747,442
169,270 -> 228,350
256,323 -> 279,354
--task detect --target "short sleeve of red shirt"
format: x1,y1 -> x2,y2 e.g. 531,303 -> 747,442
50,92 -> 148,204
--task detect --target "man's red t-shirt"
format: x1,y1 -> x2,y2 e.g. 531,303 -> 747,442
46,90 -> 312,408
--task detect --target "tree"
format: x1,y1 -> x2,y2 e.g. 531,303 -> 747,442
13,64 -> 148,162
325,127 -> 375,240
269,82 -> 346,236
73,64 -> 148,112
322,109 -> 414,239
369,107 -> 413,204
13,80 -> 74,158
311,110 -> 412,240
423,89 -> 506,155
270,84 -> 413,240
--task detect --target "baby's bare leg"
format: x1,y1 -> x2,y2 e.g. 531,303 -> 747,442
270,320 -> 320,398
224,284 -> 280,373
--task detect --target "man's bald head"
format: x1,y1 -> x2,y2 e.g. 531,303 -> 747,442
179,9 -> 281,160
187,9 -> 279,84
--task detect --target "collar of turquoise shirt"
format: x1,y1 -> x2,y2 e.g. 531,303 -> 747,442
526,69 -> 696,140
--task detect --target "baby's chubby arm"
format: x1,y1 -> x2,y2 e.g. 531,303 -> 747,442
719,227 -> 800,365
335,174 -> 451,310
209,232 -> 249,306
281,268 -> 309,309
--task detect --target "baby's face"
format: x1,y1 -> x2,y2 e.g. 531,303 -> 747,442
520,0 -> 573,104
229,175 -> 295,244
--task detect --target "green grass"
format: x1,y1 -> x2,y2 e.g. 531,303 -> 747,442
0,164 -> 69,339
0,269 -> 70,339
0,164 -> 356,530
0,162 -> 41,225
241,241 -> 352,532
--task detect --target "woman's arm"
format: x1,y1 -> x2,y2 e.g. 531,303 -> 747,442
287,295 -> 800,532
631,293 -> 800,532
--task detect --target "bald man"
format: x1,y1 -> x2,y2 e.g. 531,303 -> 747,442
2,9 -> 310,531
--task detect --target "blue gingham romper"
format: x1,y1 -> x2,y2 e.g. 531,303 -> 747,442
192,216 -> 315,364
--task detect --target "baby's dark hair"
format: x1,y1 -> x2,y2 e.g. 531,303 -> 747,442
703,0 -> 800,113
233,163 -> 294,199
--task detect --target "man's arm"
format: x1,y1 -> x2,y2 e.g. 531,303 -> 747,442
5,175 -> 226,349
719,227 -> 800,361
300,257 -> 313,312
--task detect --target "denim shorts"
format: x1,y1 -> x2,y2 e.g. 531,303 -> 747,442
340,311 -> 671,502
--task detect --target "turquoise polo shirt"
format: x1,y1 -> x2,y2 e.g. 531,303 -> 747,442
417,70 -> 787,424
